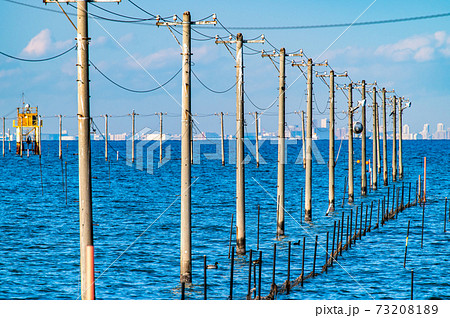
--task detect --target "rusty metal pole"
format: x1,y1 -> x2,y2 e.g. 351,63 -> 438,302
104,114 -> 108,161
392,96 -> 397,182
276,48 -> 286,236
305,58 -> 313,222
382,88 -> 388,186
180,11 -> 192,283
347,83 -> 354,203
77,0 -> 94,300
361,80 -> 367,196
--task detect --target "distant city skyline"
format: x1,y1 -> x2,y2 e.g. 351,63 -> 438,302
1,1 -> 450,137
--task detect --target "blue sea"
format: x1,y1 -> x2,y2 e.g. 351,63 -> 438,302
0,139 -> 448,300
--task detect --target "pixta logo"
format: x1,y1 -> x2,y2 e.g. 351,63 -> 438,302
127,128 -> 326,174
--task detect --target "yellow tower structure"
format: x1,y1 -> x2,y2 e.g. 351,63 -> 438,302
13,104 -> 42,155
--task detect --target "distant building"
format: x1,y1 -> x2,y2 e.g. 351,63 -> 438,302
433,123 -> 446,139
402,124 -> 413,140
419,124 -> 430,140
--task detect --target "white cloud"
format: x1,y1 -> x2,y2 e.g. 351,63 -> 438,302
22,29 -> 52,56
374,31 -> 450,62
434,31 -> 446,47
128,47 -> 179,69
414,47 -> 434,62
21,29 -> 72,57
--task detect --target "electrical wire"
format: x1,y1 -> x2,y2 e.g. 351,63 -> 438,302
91,60 -> 182,93
198,11 -> 450,30
191,69 -> 236,94
90,2 -> 153,20
128,0 -> 158,18
244,90 -> 278,111
0,45 -> 76,62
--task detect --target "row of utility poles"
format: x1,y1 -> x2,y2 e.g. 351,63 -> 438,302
39,0 -> 412,295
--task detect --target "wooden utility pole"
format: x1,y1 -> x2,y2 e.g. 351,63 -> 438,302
220,112 -> 225,166
104,114 -> 108,161
59,114 -> 62,159
371,87 -> 378,190
216,33 -> 264,254
293,58 -> 327,221
317,70 -> 347,212
392,96 -> 397,182
262,48 -> 302,236
159,11 -> 217,282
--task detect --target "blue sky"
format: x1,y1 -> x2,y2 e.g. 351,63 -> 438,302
1,0 -> 449,136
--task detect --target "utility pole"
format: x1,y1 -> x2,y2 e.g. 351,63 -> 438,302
392,96 -> 397,182
254,112 -> 260,167
158,12 -> 217,282
216,33 -> 264,254
376,100 -> 381,174
317,70 -> 347,212
220,112 -> 225,166
2,117 -> 4,157
301,110 -> 306,168
76,0 -> 93,300
292,58 -> 327,221
360,80 -> 368,196
262,48 -> 302,236
354,80 -> 376,195
399,99 -> 410,179
8,128 -> 11,152
382,88 -> 394,186
372,86 -> 378,190
45,0 -> 122,299
38,115 -> 42,157
104,114 -> 108,161
337,83 -> 358,203
159,112 -> 163,163
131,109 -> 136,163
59,114 -> 62,159
398,97 -> 403,179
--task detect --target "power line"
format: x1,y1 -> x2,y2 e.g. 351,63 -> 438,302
199,11 -> 450,30
91,60 -> 182,93
6,1 -> 450,31
191,69 -> 236,94
0,45 -> 76,62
